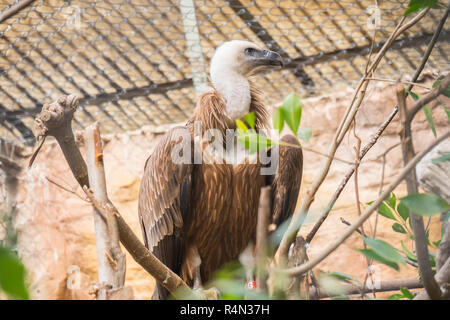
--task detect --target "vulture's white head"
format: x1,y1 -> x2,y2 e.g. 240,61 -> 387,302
210,40 -> 283,120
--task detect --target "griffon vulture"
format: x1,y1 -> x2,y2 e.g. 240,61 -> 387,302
138,40 -> 303,299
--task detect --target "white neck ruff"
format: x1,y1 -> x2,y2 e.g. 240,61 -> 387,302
211,70 -> 251,121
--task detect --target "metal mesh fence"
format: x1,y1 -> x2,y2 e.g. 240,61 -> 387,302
0,0 -> 449,146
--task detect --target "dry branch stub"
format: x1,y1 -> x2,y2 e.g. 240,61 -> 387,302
33,94 -> 89,187
84,123 -> 128,300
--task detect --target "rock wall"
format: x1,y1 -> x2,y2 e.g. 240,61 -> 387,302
1,78 -> 448,299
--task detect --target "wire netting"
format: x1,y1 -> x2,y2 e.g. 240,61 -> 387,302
0,0 -> 449,146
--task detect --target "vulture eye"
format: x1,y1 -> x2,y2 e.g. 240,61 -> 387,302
244,47 -> 257,56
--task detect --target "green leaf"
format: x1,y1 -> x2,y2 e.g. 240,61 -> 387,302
407,91 -> 436,136
397,202 -> 410,221
358,248 -> 399,271
442,103 -> 450,121
404,0 -> 443,16
280,93 -> 302,136
0,246 -> 29,300
401,241 -> 417,261
331,295 -> 349,300
388,293 -> 404,300
378,201 -> 396,220
400,193 -> 450,217
444,212 -> 450,222
272,107 -> 284,134
433,239 -> 441,248
429,252 -> 436,267
404,0 -> 426,16
237,131 -> 273,154
425,229 -> 432,247
400,288 -> 416,299
363,237 -> 406,265
243,112 -> 256,130
327,272 -> 359,283
317,274 -> 347,296
407,90 -> 420,101
298,127 -> 312,142
388,193 -> 397,208
422,105 -> 437,137
432,153 -> 450,164
432,79 -> 450,98
392,223 -> 407,234
235,119 -> 248,132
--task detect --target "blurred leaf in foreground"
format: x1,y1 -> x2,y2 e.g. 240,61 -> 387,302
431,152 -> 450,164
400,193 -> 450,217
0,246 -> 29,300
280,93 -> 302,136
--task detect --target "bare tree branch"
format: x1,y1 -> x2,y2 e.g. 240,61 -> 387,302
315,277 -> 423,299
414,257 -> 450,300
0,0 -> 35,23
45,175 -> 89,202
256,186 -> 271,291
437,222 -> 450,274
397,86 -> 442,300
364,77 -> 431,90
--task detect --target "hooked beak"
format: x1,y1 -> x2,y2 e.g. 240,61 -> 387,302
254,49 -> 283,68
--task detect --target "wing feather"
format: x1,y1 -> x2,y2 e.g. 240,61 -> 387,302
138,126 -> 194,250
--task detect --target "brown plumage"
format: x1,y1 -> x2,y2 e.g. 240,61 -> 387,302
138,41 -> 303,299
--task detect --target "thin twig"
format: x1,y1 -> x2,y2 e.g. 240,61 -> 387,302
353,123 -> 375,299
351,121 -> 377,298
45,175 -> 89,202
407,72 -> 450,121
365,77 -> 431,90
279,141 -> 354,165
367,141 -> 403,163
340,218 -> 364,236
315,277 -> 422,299
0,0 -> 35,23
352,123 -> 363,231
